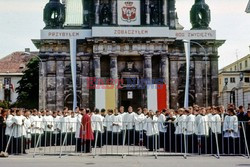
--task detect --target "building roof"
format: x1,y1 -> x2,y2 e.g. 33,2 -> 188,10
219,54 -> 250,72
0,51 -> 37,74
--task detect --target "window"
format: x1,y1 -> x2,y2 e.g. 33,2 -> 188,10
230,77 -> 235,83
230,68 -> 232,71
245,60 -> 248,68
235,66 -> 237,71
224,78 -> 228,85
245,77 -> 250,83
4,78 -> 11,102
240,63 -> 242,70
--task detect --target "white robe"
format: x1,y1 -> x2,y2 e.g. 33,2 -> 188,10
123,112 -> 135,130
174,115 -> 187,135
69,117 -> 77,133
134,113 -> 146,131
112,114 -> 122,133
210,114 -> 222,134
145,116 -> 159,136
59,116 -> 70,133
91,114 -> 104,133
5,115 -> 14,136
30,115 -> 44,134
185,114 -> 196,135
75,114 -> 82,138
195,115 -> 209,136
24,117 -> 32,139
43,115 -> 54,132
11,115 -> 27,138
157,114 -> 166,133
103,114 -> 114,132
223,115 -> 239,138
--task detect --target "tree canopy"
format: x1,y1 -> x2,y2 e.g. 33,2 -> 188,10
15,57 -> 39,109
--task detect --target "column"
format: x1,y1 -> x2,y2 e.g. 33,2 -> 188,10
144,54 -> 152,83
161,54 -> 170,108
194,57 -> 203,106
56,60 -> 65,111
46,60 -> 56,111
94,0 -> 100,25
169,56 -> 178,109
39,61 -> 47,110
110,54 -> 118,80
145,0 -> 150,25
93,54 -> 101,79
81,56 -> 90,108
162,0 -> 168,26
111,0 -> 117,25
211,55 -> 219,106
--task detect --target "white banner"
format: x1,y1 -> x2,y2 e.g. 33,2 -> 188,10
117,0 -> 141,25
92,27 -> 216,39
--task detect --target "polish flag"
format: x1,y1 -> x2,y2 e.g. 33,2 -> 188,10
147,84 -> 167,112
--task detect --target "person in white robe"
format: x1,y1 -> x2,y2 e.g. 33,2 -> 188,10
134,108 -> 146,146
30,110 -> 43,148
103,109 -> 113,145
185,108 -> 196,153
223,108 -> 239,154
42,110 -> 54,146
91,108 -> 104,147
195,107 -> 209,154
145,111 -> 159,151
174,108 -> 187,153
111,109 -> 122,145
11,110 -> 27,154
123,106 -> 135,145
156,110 -> 166,148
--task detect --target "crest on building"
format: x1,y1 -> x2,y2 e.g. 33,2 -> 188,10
121,2 -> 137,23
118,0 -> 140,25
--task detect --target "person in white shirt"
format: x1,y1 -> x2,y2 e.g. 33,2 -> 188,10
5,109 -> 15,154
103,109 -> 113,145
123,106 -> 135,145
30,110 -> 43,148
91,108 -> 104,147
174,108 -> 187,153
185,108 -> 196,153
112,108 -> 122,145
156,110 -> 166,148
208,106 -> 222,154
145,111 -> 159,151
142,108 -> 149,146
134,108 -> 146,146
52,111 -> 61,146
164,109 -> 176,152
42,110 -> 54,146
195,107 -> 209,154
23,110 -> 31,151
223,108 -> 239,154
59,110 -> 70,146
11,109 -> 27,154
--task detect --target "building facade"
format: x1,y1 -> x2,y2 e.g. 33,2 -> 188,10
219,54 -> 250,109
33,0 -> 225,111
0,51 -> 35,103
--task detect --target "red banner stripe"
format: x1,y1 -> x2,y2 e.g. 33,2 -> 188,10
157,84 -> 167,112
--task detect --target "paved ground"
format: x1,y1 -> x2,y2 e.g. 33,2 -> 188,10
0,155 -> 249,167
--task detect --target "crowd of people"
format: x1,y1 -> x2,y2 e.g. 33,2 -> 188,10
0,104 -> 250,155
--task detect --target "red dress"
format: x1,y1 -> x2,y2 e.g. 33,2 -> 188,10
80,114 -> 94,140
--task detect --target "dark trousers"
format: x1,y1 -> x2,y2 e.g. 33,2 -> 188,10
76,138 -> 92,153
159,132 -> 166,148
126,129 -> 134,145
196,135 -> 207,154
0,129 -> 6,152
111,132 -> 121,145
147,135 -> 159,151
186,134 -> 195,153
42,131 -> 53,146
134,130 -> 144,146
67,132 -> 76,145
52,133 -> 60,146
224,137 -> 239,154
176,134 -> 185,153
92,131 -> 103,147
12,137 -> 25,154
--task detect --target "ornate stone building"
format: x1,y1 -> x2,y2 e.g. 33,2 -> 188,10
33,0 -> 225,111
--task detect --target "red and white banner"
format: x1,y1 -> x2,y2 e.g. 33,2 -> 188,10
147,84 -> 167,112
117,0 -> 141,25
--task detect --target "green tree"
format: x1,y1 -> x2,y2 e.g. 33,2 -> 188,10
15,57 -> 39,109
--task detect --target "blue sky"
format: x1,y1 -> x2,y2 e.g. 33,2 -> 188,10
0,0 -> 249,69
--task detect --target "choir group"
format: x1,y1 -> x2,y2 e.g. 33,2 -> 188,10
0,104 -> 250,155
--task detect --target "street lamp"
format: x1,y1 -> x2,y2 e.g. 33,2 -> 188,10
25,52 -> 45,110
183,40 -> 208,108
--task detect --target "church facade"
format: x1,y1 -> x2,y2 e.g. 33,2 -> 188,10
33,0 -> 225,111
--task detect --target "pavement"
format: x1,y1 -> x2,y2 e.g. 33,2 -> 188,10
0,155 -> 249,167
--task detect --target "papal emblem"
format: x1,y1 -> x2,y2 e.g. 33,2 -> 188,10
121,1 -> 137,23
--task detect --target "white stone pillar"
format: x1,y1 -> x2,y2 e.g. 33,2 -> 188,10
111,0 -> 117,25
145,0 -> 150,25
95,0 -> 100,25
162,0 -> 168,26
